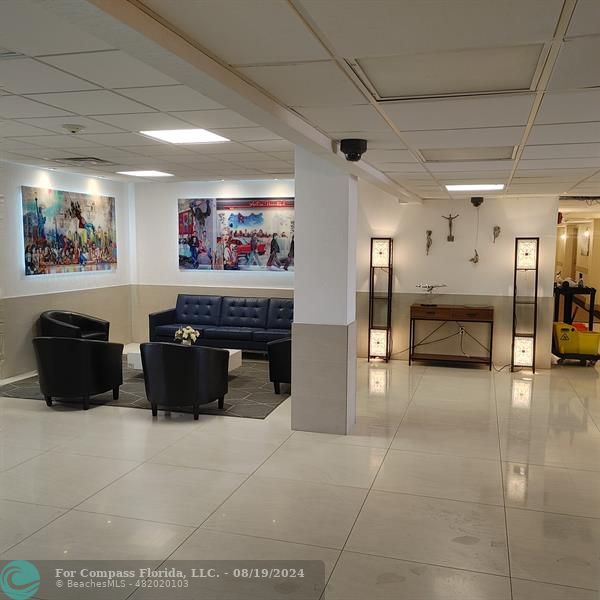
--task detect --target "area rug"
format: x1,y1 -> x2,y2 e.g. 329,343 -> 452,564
0,358 -> 289,419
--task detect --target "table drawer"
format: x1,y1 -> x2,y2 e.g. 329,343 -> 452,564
452,307 -> 494,322
410,306 -> 454,320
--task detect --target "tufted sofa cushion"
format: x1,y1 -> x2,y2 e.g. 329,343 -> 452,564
220,297 -> 269,328
266,298 -> 294,330
175,295 -> 222,326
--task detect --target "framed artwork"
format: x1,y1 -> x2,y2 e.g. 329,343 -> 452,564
21,186 -> 117,276
178,197 -> 294,271
580,227 -> 591,257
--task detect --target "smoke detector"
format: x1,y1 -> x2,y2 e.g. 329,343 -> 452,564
62,124 -> 85,134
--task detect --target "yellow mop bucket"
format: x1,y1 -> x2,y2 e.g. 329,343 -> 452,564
554,322 -> 578,354
577,331 -> 600,355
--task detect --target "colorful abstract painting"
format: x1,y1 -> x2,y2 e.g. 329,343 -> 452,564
22,186 -> 117,276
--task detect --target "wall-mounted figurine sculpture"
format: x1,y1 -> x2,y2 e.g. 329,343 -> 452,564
493,225 -> 501,243
469,249 -> 479,264
416,283 -> 447,294
442,213 -> 459,241
426,230 -> 432,255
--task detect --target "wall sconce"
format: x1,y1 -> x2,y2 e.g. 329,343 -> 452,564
369,329 -> 389,359
515,238 -> 538,270
513,336 -> 534,368
560,233 -> 567,241
369,368 -> 388,396
511,378 -> 532,409
368,237 -> 393,362
371,238 -> 392,268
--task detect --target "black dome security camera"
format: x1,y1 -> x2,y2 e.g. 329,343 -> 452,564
470,196 -> 484,207
340,138 -> 367,162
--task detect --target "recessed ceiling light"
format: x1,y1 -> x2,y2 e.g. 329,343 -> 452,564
117,170 -> 174,177
445,184 -> 505,192
140,129 -> 229,144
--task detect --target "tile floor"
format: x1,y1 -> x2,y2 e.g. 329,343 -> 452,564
1,360 -> 600,598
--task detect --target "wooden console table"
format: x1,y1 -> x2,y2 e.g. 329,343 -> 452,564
409,304 -> 494,369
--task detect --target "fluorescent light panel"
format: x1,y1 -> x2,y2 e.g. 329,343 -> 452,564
117,170 -> 174,177
445,184 -> 505,191
140,129 -> 229,144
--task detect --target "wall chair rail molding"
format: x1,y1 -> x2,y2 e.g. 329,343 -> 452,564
368,237 -> 393,362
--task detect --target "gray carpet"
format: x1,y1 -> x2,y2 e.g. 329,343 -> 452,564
0,358 -> 289,419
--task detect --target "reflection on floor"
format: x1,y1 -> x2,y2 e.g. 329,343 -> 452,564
1,360 -> 599,599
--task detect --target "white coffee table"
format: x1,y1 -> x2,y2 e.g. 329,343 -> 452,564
124,343 -> 242,372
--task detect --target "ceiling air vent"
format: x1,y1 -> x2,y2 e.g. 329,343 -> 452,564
53,157 -> 116,167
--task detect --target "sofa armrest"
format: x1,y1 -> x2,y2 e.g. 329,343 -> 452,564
268,338 -> 292,384
88,340 -> 124,390
148,308 -> 176,341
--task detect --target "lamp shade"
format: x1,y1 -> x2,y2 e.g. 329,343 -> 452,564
369,329 -> 388,358
513,336 -> 534,367
516,238 -> 537,270
371,238 -> 391,268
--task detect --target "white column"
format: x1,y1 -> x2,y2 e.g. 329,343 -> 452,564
292,147 -> 357,434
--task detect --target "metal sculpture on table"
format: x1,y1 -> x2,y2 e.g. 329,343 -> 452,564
442,213 -> 459,242
426,230 -> 432,255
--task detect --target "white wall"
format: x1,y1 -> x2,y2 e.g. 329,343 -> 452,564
133,179 -> 295,290
357,180 -> 559,298
0,162 -> 131,299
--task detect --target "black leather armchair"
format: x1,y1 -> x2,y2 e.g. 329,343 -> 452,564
267,337 -> 291,394
33,337 -> 123,410
40,310 -> 109,341
140,343 -> 229,420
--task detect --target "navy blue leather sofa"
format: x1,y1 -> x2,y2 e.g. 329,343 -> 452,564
148,295 -> 293,352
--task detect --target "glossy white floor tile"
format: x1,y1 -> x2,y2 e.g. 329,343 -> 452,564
203,476 -> 367,549
347,490 -> 509,575
0,451 -> 139,508
78,463 -> 246,526
323,551 -> 511,600
255,436 -> 386,488
1,358 -> 600,598
507,507 -> 600,589
0,499 -> 65,553
374,449 -> 504,505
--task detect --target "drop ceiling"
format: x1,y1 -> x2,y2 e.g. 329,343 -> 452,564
2,0 -> 600,198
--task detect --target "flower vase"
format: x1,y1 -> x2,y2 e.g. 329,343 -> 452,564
182,339 -> 192,346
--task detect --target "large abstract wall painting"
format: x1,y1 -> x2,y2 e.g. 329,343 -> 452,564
22,186 -> 117,276
178,197 -> 294,271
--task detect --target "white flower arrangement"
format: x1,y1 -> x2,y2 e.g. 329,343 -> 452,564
174,325 -> 201,344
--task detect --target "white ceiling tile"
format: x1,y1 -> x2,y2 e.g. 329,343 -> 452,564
299,0 -> 562,57
178,142 -> 255,155
15,116 -> 124,135
238,61 -> 365,107
11,135 -> 103,149
211,127 -> 281,142
42,51 -> 178,88
0,0 -> 113,55
25,91 -> 155,115
245,140 -> 294,152
566,0 -> 600,37
267,151 -> 294,161
516,168 -> 596,178
172,109 -> 257,129
364,149 -> 417,163
297,105 -> 389,132
549,37 -> 600,90
522,144 -> 600,159
141,0 -> 328,64
0,120 -> 55,136
403,127 -> 525,148
0,96 -> 72,118
75,133 -> 162,147
0,139 -> 45,151
437,172 -> 511,181
0,58 -> 97,94
427,160 -> 514,172
380,163 -> 427,173
7,147 -> 88,160
528,123 -> 600,145
508,183 -> 571,193
328,130 -> 403,146
116,86 -> 223,111
385,94 -> 535,131
519,158 -> 600,170
219,153 -> 278,163
123,145 -> 197,157
536,89 -> 600,125
93,112 -> 193,131
358,44 -> 542,98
